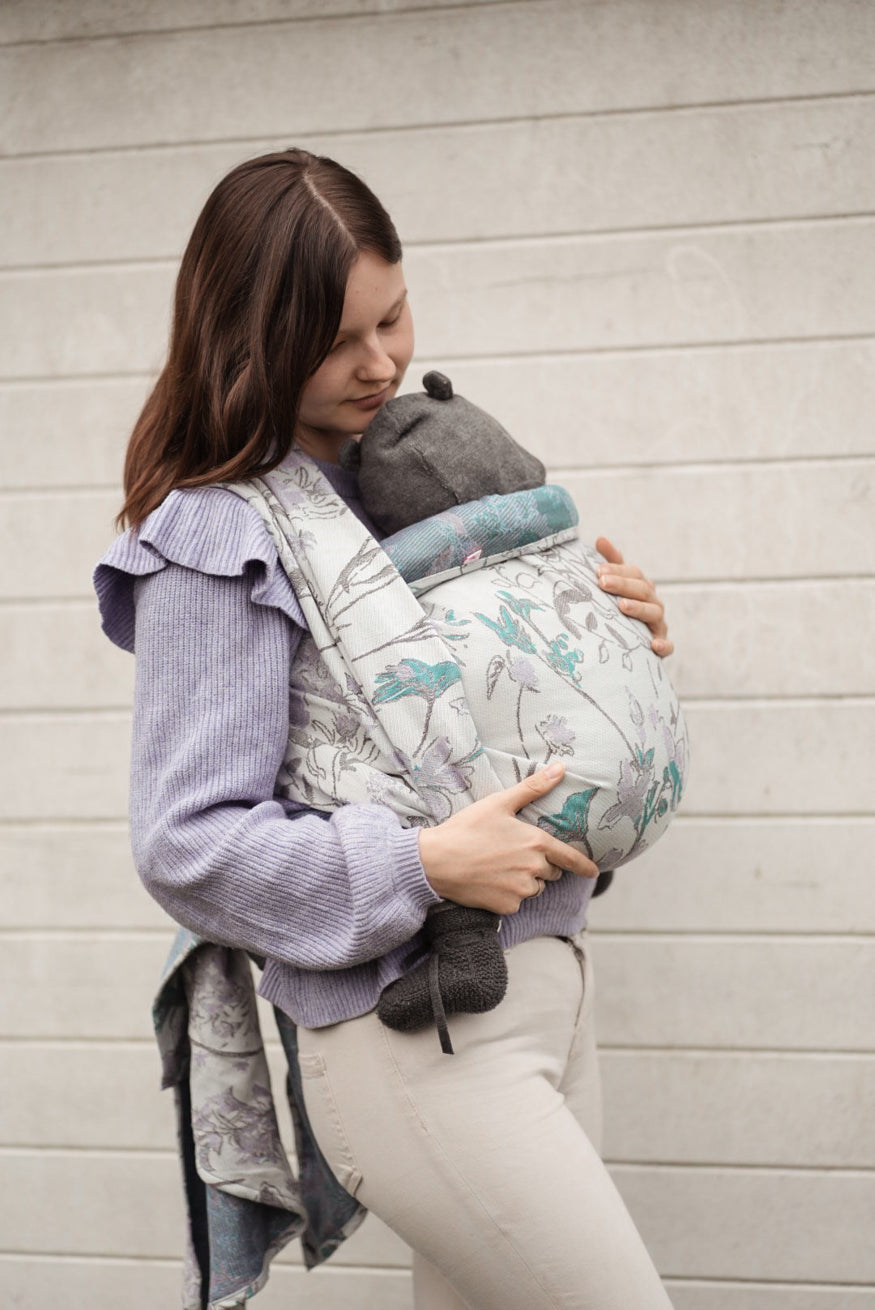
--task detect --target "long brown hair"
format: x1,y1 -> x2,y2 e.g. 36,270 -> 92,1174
118,149 -> 402,528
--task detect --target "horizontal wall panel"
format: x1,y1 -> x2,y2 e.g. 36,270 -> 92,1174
8,1042 -> 871,1171
409,221 -> 875,360
2,700 -> 870,821
0,1150 -> 411,1266
0,824 -> 165,931
3,1151 -> 870,1283
0,1256 -> 413,1310
433,339 -> 875,468
666,1285 -> 875,1310
0,713 -> 130,821
664,580 -> 875,699
562,461 -> 875,582
615,1164 -> 875,1284
6,96 -> 875,267
7,222 -> 875,381
0,1038 -> 294,1153
12,580 -> 871,714
601,1051 -> 875,1168
679,700 -> 873,817
3,0 -> 874,154
0,379 -> 142,489
5,935 -> 872,1050
0,0 -> 501,43
4,339 -> 873,492
0,490 -> 124,600
0,266 -> 174,381
1,603 -> 134,710
591,937 -> 875,1053
0,936 -> 164,1040
590,818 -> 875,935
5,463 -> 873,605
1,1259 -> 869,1310
0,1044 -> 177,1150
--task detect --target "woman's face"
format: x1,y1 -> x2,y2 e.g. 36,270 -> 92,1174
295,251 -> 414,462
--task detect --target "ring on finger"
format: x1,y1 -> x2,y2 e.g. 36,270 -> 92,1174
532,876 -> 546,897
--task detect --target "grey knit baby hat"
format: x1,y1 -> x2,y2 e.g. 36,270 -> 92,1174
339,371 -> 546,535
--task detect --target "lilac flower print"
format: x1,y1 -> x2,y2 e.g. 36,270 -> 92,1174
365,771 -> 398,805
661,719 -> 687,810
599,753 -> 655,832
508,656 -> 539,691
536,714 -> 576,759
192,1086 -> 288,1173
412,737 -> 477,820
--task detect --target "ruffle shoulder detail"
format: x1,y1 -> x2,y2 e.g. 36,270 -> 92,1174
93,485 -> 306,652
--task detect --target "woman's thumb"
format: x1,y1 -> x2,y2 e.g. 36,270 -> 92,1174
503,762 -> 565,813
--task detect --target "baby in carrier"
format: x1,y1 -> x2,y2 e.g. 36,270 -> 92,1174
235,373 -> 689,1050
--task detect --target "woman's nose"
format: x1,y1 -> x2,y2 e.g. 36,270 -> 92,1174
356,336 -> 395,380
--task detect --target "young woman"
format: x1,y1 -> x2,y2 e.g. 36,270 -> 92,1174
96,149 -> 675,1308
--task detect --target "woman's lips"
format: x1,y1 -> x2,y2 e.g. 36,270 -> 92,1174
348,386 -> 391,412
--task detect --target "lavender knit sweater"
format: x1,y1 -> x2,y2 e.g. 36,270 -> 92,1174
94,459 -> 593,1027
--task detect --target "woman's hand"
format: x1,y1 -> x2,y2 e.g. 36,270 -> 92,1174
417,762 -> 599,915
595,536 -> 674,657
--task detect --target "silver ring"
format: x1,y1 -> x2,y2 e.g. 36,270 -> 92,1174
533,877 -> 545,897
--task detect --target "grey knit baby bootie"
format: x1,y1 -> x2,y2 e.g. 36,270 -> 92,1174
377,903 -> 507,1054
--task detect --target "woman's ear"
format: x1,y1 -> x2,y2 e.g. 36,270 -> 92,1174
339,438 -> 362,472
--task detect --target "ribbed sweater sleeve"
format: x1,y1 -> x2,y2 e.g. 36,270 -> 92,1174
129,561 -> 440,968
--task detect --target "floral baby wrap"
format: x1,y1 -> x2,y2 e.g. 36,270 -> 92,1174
225,452 -> 688,871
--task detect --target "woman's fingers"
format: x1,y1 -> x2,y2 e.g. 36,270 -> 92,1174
540,834 -> 598,880
598,573 -> 654,601
595,536 -> 674,658
500,761 -> 565,812
595,535 -> 623,565
418,762 -> 599,910
496,768 -> 598,880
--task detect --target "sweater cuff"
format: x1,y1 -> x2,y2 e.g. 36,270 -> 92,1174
392,825 -> 443,912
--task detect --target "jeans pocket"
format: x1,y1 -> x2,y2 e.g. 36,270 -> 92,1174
298,1049 -> 363,1198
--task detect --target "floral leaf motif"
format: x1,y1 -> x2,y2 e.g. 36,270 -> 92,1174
536,789 -> 597,855
544,634 -> 584,680
473,606 -> 537,653
373,659 -> 462,707
486,654 -> 506,700
192,1085 -> 287,1172
555,584 -> 593,639
495,590 -> 546,622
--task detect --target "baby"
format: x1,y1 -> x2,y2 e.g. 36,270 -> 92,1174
338,373 -> 689,1047
231,373 -> 688,1050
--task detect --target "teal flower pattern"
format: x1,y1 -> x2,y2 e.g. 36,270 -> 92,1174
373,658 -> 464,752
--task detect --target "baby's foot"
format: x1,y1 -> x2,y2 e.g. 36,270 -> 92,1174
376,905 -> 507,1053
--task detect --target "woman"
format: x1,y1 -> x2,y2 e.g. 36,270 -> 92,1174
96,149 -> 674,1308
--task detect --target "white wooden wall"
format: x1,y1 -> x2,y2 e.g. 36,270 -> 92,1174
1,1 -> 873,1305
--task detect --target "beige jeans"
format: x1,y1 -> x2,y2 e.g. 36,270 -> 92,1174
298,933 -> 673,1310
